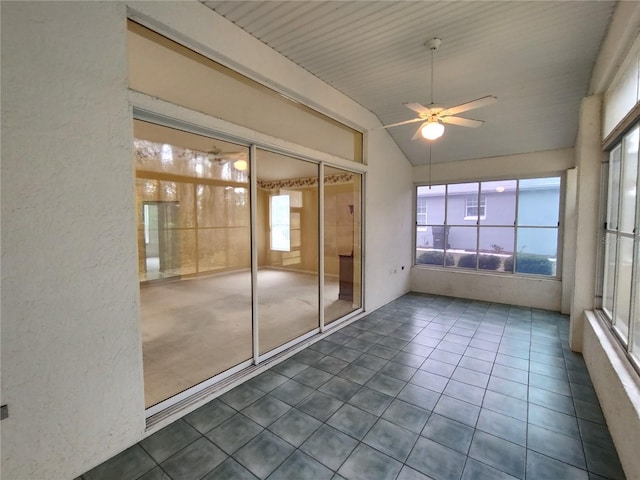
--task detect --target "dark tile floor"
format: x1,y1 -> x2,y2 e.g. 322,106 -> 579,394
80,293 -> 626,480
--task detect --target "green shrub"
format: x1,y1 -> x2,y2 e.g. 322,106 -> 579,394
417,251 -> 454,266
479,255 -> 501,270
457,254 -> 477,268
504,253 -> 553,275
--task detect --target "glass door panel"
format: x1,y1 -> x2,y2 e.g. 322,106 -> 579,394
324,166 -> 362,325
256,149 -> 319,354
134,120 -> 252,408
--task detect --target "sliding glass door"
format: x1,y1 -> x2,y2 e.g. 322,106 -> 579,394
134,120 -> 253,408
324,166 -> 362,324
134,120 -> 363,410
256,149 -> 320,354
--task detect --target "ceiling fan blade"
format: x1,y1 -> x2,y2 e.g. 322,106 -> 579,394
412,122 -> 429,140
441,116 -> 484,128
380,117 -> 425,129
442,95 -> 497,116
404,102 -> 433,115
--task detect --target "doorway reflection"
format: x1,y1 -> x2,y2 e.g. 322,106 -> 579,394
324,166 -> 362,324
256,149 -> 320,354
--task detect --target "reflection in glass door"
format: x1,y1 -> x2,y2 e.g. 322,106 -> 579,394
324,166 -> 362,324
256,149 -> 320,354
134,120 -> 253,409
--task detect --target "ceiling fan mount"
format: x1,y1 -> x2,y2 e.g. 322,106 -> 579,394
379,38 -> 497,141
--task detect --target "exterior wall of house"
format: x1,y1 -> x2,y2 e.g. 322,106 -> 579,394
412,148 -> 572,310
1,2 -> 412,479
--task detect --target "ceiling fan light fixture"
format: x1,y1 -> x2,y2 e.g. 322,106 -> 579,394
421,121 -> 445,140
233,159 -> 248,171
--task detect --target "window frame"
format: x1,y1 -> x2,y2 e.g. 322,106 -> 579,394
414,175 -> 562,278
599,122 -> 640,375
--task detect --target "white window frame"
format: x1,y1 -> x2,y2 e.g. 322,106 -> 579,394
464,195 -> 487,220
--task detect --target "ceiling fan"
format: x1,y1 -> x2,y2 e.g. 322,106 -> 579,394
381,38 -> 497,141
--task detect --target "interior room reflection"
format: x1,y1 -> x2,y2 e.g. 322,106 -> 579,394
134,120 -> 361,408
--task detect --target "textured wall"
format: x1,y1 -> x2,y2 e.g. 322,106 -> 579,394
1,3 -> 146,479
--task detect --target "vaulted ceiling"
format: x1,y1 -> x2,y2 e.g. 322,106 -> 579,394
204,1 -> 615,166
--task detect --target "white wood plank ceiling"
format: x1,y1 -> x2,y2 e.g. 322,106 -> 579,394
203,1 -> 615,166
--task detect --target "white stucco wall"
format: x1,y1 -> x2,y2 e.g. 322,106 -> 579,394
411,148 -> 573,310
1,2 -> 413,478
583,313 -> 640,480
569,95 -> 602,352
1,3 -> 146,479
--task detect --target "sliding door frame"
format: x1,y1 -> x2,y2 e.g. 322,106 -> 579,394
132,102 -> 366,419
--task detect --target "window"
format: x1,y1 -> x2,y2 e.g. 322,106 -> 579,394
465,196 -> 486,220
417,197 -> 427,232
270,194 -> 291,251
600,124 -> 640,370
415,177 -> 561,276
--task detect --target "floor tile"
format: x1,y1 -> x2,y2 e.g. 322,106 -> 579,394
392,351 -> 426,368
397,383 -> 440,411
528,386 -> 575,416
452,366 -> 490,388
316,355 -> 349,374
352,353 -> 388,371
319,376 -> 360,402
396,465 -> 435,480
476,408 -> 526,446
363,418 -> 418,461
268,408 -> 321,447
461,457 -> 520,480
83,445 -> 156,480
381,399 -> 431,434
433,395 -> 480,427
247,371 -> 289,393
219,384 -> 265,411
528,403 -> 580,439
184,399 -> 236,434
365,372 -> 406,396
410,370 -> 449,393
267,450 -> 333,480
202,457 -> 257,480
330,346 -> 363,362
420,358 -> 456,377
206,414 -> 263,454
327,403 -> 377,440
269,379 -> 314,406
583,440 -> 626,480
233,430 -> 294,479
380,361 -> 417,381
82,295 -> 628,480
338,443 -> 403,480
140,419 -> 201,463
137,467 -> 171,480
161,437 -> 227,480
422,413 -> 474,454
241,395 -> 290,427
468,430 -> 525,479
483,390 -> 527,421
271,358 -> 309,378
443,379 -> 485,406
527,424 -> 586,469
338,363 -> 377,385
487,376 -> 528,401
348,386 -> 394,416
526,450 -> 589,480
297,391 -> 344,421
406,436 -> 466,480
300,424 -> 358,470
293,366 -> 333,389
